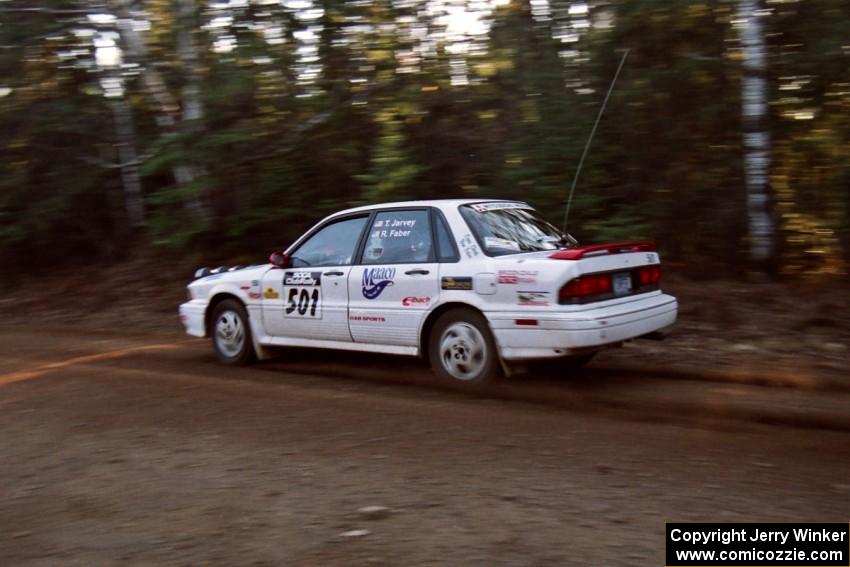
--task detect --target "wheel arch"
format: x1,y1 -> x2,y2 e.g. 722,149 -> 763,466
419,301 -> 489,360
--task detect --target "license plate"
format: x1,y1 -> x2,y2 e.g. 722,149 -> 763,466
612,272 -> 632,296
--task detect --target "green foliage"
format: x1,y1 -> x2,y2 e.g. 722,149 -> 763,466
1,0 -> 848,275
359,108 -> 422,203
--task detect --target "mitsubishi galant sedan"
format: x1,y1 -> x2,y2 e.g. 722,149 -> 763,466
179,199 -> 677,385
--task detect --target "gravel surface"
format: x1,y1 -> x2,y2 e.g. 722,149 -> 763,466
2,327 -> 849,566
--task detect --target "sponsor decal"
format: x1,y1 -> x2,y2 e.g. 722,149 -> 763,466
263,288 -> 280,300
441,276 -> 473,291
484,236 -> 520,251
349,315 -> 386,323
402,296 -> 431,307
242,279 -> 262,300
284,271 -> 321,286
497,270 -> 538,285
470,202 -> 531,213
459,234 -> 480,258
248,280 -> 262,300
517,291 -> 550,306
362,267 -> 396,299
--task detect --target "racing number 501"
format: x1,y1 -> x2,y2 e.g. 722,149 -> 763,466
286,287 -> 320,317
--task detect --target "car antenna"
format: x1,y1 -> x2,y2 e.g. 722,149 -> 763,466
561,48 -> 630,234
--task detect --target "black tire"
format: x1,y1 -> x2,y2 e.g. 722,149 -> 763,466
428,308 -> 501,387
210,299 -> 256,365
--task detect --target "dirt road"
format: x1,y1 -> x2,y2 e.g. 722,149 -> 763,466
2,327 -> 849,566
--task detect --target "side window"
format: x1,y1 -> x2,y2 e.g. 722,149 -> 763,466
290,216 -> 368,268
434,212 -> 459,262
362,210 -> 433,264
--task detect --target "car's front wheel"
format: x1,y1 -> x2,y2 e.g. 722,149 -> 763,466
211,299 -> 256,365
428,308 -> 500,387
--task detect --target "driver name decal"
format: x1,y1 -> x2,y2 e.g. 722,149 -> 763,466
373,218 -> 416,239
362,267 -> 396,299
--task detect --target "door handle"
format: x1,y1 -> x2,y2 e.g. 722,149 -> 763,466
405,269 -> 430,275
324,270 -> 345,277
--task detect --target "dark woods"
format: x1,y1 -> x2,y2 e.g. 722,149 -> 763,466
1,0 -> 848,277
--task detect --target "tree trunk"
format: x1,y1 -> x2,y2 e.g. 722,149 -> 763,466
173,0 -> 213,223
112,0 -> 212,223
737,0 -> 776,268
110,96 -> 146,227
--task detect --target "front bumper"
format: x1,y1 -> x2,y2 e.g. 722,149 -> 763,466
179,300 -> 207,338
486,292 -> 678,360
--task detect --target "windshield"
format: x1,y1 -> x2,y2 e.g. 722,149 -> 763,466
459,203 -> 577,256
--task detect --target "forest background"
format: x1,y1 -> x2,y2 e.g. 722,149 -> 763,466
1,0 -> 848,280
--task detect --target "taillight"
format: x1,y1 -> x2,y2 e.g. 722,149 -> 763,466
637,265 -> 661,286
559,273 -> 613,301
559,266 -> 660,305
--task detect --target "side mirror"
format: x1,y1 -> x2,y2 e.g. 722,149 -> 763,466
269,251 -> 290,269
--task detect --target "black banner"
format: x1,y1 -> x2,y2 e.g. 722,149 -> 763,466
666,523 -> 849,566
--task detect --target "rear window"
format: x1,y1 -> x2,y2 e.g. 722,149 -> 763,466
459,202 -> 575,256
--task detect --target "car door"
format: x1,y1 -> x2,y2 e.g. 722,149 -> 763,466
262,215 -> 369,342
348,208 -> 441,347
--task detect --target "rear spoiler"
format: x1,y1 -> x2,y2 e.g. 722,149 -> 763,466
549,241 -> 656,260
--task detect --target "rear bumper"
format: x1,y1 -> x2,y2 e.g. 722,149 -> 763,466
487,293 -> 678,360
179,300 -> 207,338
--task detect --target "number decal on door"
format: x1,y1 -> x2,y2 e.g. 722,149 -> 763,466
283,271 -> 323,319
285,287 -> 321,317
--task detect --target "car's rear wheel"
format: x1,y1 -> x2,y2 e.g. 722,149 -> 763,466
428,309 -> 500,387
211,299 -> 256,365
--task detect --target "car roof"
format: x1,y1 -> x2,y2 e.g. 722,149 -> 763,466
328,198 -> 529,218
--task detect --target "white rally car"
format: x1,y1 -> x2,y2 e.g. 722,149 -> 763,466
179,200 -> 677,385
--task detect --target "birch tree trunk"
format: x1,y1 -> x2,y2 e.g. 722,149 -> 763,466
173,0 -> 213,223
110,96 -> 146,227
113,0 -> 212,223
737,0 -> 775,267
77,0 -> 147,228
